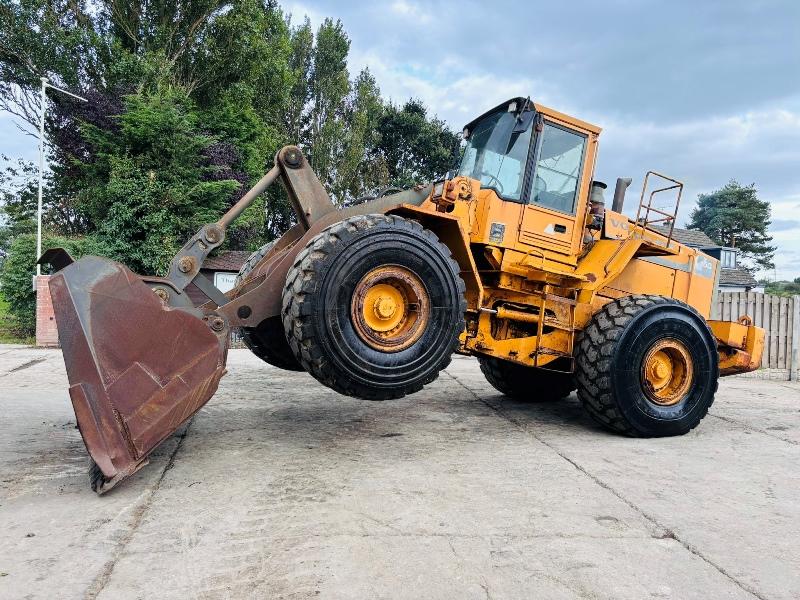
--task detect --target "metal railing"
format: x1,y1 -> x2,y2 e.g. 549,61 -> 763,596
635,171 -> 684,248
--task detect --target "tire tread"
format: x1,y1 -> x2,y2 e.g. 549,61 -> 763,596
282,214 -> 466,400
574,294 -> 718,436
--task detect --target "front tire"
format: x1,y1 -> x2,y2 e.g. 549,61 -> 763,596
574,295 -> 718,437
282,214 -> 466,400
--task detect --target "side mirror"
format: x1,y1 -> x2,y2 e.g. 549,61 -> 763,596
512,110 -> 535,134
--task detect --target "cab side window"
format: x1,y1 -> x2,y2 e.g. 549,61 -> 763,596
531,123 -> 586,214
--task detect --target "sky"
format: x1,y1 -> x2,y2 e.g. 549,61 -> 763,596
2,0 -> 799,279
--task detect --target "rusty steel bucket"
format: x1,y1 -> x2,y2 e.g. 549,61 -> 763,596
46,254 -> 228,493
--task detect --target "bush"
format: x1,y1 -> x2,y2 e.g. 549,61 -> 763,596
0,233 -> 103,337
0,291 -> 32,343
763,279 -> 800,297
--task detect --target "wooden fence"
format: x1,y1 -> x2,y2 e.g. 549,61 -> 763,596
712,292 -> 799,379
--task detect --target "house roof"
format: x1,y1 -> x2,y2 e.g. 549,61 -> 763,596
201,250 -> 251,272
649,225 -> 716,247
648,226 -> 758,288
719,268 -> 758,288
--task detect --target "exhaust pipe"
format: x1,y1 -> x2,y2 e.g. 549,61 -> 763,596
612,178 -> 632,213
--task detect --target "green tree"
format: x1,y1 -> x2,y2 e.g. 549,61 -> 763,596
305,18 -> 350,193
75,87 -> 240,274
284,17 -> 314,143
0,0 -> 109,131
334,68 -> 387,201
0,157 -> 38,252
1,0 -> 459,254
0,232 -> 100,335
377,100 -> 460,188
688,180 -> 776,272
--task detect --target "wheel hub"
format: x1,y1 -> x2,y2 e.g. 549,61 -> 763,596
641,338 -> 694,406
351,266 -> 429,352
364,283 -> 404,331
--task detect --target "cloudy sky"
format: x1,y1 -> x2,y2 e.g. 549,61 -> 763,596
3,0 -> 798,278
285,0 -> 800,280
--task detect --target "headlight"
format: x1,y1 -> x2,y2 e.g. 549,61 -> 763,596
432,180 -> 445,198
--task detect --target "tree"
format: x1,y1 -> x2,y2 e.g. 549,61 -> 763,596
0,232 -> 100,335
305,18 -> 350,190
334,68 -> 388,201
377,100 -> 460,188
0,0 -> 109,132
688,180 -> 776,272
284,17 -> 313,144
75,87 -> 241,274
0,157 -> 38,252
0,0 -> 461,307
762,278 -> 800,297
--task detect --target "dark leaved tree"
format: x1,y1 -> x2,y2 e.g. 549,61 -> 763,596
688,180 -> 776,272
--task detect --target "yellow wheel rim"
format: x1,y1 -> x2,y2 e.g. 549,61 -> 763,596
351,266 -> 429,352
641,338 -> 694,406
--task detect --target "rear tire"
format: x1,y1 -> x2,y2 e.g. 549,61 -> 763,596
282,214 -> 466,400
574,295 -> 718,437
478,356 -> 575,401
236,242 -> 303,371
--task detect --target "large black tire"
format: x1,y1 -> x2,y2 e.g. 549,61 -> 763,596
236,242 -> 304,371
282,214 -> 466,400
478,356 -> 575,401
575,295 -> 719,437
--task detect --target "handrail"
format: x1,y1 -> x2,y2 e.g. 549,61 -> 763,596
635,171 -> 684,248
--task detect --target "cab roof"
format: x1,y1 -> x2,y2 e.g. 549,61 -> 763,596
463,97 -> 602,136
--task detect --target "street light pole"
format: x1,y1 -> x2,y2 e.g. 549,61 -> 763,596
36,78 -> 46,276
35,77 -> 88,276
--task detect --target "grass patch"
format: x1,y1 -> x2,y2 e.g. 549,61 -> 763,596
0,292 -> 33,345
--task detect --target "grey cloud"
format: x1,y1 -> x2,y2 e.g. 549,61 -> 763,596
302,1 -> 800,121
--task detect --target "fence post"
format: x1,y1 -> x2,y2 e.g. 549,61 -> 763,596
792,295 -> 800,382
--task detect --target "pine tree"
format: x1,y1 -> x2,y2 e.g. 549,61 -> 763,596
688,180 -> 776,272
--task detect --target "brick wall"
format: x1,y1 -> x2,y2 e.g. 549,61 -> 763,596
35,275 -> 59,347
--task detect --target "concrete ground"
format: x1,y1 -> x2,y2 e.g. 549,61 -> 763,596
0,346 -> 798,600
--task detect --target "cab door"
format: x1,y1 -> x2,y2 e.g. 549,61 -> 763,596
518,120 -> 589,258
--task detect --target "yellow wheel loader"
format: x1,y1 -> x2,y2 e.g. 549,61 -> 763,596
40,98 -> 765,493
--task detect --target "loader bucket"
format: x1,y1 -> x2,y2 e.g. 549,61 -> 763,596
46,255 -> 228,493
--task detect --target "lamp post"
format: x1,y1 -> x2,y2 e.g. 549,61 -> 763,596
36,77 -> 88,275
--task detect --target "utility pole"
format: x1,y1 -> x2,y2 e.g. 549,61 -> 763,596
36,77 -> 88,276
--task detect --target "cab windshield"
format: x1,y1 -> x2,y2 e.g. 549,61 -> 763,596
457,110 -> 533,202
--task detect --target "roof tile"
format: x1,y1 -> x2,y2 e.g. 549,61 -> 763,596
649,225 -> 716,247
201,250 -> 251,272
719,268 -> 758,287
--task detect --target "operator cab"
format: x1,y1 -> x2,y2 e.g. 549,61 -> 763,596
458,98 -> 600,260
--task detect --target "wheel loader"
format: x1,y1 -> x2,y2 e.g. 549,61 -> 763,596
39,97 -> 765,493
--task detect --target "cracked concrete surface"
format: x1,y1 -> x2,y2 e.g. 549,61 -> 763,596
0,347 -> 798,599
